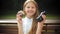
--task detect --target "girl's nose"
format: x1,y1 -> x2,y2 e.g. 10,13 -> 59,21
29,7 -> 33,10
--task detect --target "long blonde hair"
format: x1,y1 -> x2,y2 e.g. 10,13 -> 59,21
23,0 -> 39,34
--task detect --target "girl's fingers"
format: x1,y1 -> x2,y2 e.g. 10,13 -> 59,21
16,14 -> 22,23
42,15 -> 46,21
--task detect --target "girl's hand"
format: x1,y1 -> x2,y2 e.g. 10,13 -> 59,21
41,15 -> 46,22
36,15 -> 46,34
16,11 -> 23,24
16,11 -> 24,34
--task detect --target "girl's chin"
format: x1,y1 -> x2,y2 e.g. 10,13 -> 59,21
27,14 -> 33,16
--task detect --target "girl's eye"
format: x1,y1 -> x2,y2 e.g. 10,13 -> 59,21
27,6 -> 35,9
32,7 -> 34,9
27,7 -> 30,8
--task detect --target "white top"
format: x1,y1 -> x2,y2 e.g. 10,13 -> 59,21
22,17 -> 33,34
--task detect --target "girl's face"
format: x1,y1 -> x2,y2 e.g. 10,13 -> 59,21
24,2 -> 36,17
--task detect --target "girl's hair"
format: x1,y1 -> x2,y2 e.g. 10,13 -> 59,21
23,0 -> 39,34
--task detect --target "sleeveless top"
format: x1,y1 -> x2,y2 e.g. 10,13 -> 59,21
22,17 -> 33,34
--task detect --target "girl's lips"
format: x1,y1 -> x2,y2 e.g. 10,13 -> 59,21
28,11 -> 33,13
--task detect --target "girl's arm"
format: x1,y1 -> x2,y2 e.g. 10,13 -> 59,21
16,14 -> 24,34
36,15 -> 46,34
17,21 -> 23,34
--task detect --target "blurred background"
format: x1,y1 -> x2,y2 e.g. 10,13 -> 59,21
0,0 -> 60,19
0,0 -> 60,34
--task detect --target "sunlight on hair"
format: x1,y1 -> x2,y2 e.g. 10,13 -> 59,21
26,0 -> 34,1
24,0 -> 34,6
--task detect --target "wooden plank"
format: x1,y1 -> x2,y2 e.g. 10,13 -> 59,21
0,19 -> 60,23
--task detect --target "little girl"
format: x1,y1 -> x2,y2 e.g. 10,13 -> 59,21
16,0 -> 46,34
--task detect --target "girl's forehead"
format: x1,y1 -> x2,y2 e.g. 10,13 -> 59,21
24,1 -> 38,8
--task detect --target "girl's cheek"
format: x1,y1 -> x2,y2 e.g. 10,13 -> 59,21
24,8 -> 28,12
33,9 -> 36,13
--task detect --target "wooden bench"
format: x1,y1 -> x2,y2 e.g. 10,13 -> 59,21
0,20 -> 60,34
0,23 -> 18,34
42,23 -> 60,34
